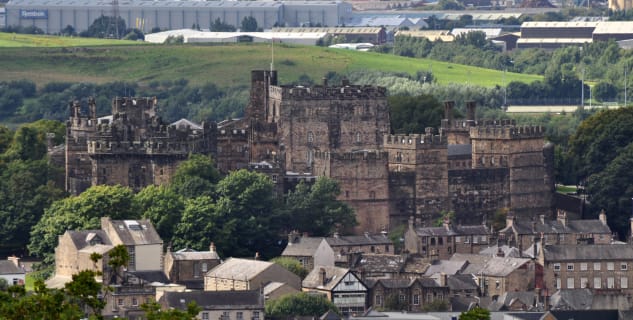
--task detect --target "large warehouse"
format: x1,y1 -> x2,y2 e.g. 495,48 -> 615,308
4,0 -> 353,34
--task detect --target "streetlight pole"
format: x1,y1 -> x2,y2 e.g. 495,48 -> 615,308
503,67 -> 507,108
581,68 -> 585,107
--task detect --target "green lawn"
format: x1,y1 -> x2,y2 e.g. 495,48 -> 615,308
0,33 -> 542,88
556,185 -> 578,193
0,32 -> 142,47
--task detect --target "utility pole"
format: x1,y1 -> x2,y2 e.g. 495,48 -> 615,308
581,68 -> 585,107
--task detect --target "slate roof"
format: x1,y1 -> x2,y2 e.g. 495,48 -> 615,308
161,290 -> 263,311
369,278 -> 413,289
479,245 -> 522,258
450,296 -> 480,312
206,258 -> 274,280
449,253 -> 493,274
67,229 -> 112,250
302,266 -> 352,291
543,244 -> 633,261
326,233 -> 392,247
413,225 -> 490,237
549,288 -> 593,310
282,237 -> 326,256
501,217 -> 611,236
447,274 -> 478,291
127,270 -> 169,284
170,248 -> 220,260
424,260 -> 468,276
0,261 -> 24,275
447,144 -> 472,157
354,254 -> 405,273
479,257 -> 530,277
402,256 -> 430,274
544,310 -> 619,320
488,291 -> 539,311
107,219 -> 162,246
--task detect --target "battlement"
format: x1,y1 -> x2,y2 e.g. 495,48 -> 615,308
112,97 -> 156,113
470,123 -> 545,139
269,84 -> 387,100
383,131 -> 447,148
86,138 -> 207,155
314,149 -> 388,161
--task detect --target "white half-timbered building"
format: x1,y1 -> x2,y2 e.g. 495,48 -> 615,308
302,266 -> 368,315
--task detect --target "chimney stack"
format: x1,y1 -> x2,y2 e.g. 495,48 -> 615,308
557,210 -> 567,227
319,267 -> 327,286
439,272 -> 447,287
599,209 -> 607,226
506,214 -> 515,228
210,242 -> 216,253
444,101 -> 455,124
7,256 -> 19,267
466,101 -> 476,122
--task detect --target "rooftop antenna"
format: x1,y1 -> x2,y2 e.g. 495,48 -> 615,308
270,36 -> 275,71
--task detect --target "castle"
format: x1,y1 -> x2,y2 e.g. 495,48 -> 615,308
65,70 -> 555,233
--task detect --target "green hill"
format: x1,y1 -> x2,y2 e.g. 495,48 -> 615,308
0,33 -> 541,88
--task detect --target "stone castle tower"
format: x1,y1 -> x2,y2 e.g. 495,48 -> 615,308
65,97 -> 216,195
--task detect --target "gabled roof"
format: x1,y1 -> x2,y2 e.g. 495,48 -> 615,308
424,260 -> 468,276
502,218 -> 611,236
0,261 -> 24,275
544,244 -> 633,261
549,288 -> 593,310
127,270 -> 169,284
413,224 -> 490,237
479,245 -> 522,258
479,257 -> 531,277
170,248 -> 220,261
161,290 -> 263,311
449,253 -> 493,274
326,233 -> 392,247
106,219 -> 162,246
171,118 -> 202,130
544,310 -> 619,320
206,258 -> 275,280
447,274 -> 478,291
67,229 -> 112,251
354,254 -> 405,274
490,291 -> 539,311
402,255 -> 430,274
303,266 -> 354,291
282,237 -> 327,257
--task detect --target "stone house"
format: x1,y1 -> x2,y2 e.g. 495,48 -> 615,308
499,211 -> 612,253
327,232 -> 395,266
204,258 -> 301,291
282,231 -> 335,271
53,229 -> 113,280
349,253 -> 407,280
160,290 -> 264,320
538,244 -> 633,297
164,243 -> 221,290
0,258 -> 25,286
446,274 -> 479,297
365,278 -> 449,312
475,256 -> 536,298
404,217 -> 491,260
302,266 -> 368,316
263,282 -> 300,301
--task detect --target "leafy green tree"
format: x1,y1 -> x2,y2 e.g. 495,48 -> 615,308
29,185 -> 137,266
421,299 -> 449,311
265,292 -> 339,318
388,94 -> 444,134
107,244 -> 130,285
241,16 -> 259,32
135,185 -> 185,244
170,154 -> 221,198
81,15 -> 127,38
270,257 -> 309,279
459,307 -> 490,320
284,177 -> 357,236
64,270 -> 106,319
142,300 -> 201,320
0,126 -> 12,154
210,18 -> 236,32
382,293 -> 408,311
2,125 -> 47,161
172,196 -> 218,252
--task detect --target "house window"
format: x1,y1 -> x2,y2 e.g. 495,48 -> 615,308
567,277 -> 574,289
608,262 -> 615,271
623,277 -> 629,289
237,312 -> 243,320
222,311 -> 230,319
455,236 -> 461,243
594,262 -> 601,271
385,245 -> 390,253
355,132 -> 361,143
567,263 -> 574,271
438,237 -> 443,245
307,131 -> 314,143
580,263 -> 588,271
622,263 -> 628,271
202,313 -> 209,320
608,277 -> 615,288
495,281 -> 500,289
448,247 -> 452,254
581,277 -> 588,288
553,263 -> 561,271
413,294 -> 420,305
253,311 -> 260,320
132,298 -> 138,306
426,293 -> 433,302
399,294 -> 406,302
202,263 -> 208,273
594,277 -> 602,289
375,294 -> 383,306
118,298 -> 124,306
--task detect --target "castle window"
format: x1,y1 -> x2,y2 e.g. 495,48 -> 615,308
355,132 -> 361,143
308,131 -> 314,143
345,191 -> 349,198
370,191 -> 376,199
430,238 -> 436,245
491,157 -> 495,165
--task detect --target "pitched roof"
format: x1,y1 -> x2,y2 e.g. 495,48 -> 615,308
543,244 -> 633,261
413,224 -> 490,237
282,237 -> 327,256
0,261 -> 24,275
326,233 -> 392,247
127,270 -> 169,284
354,254 -> 405,273
161,290 -> 263,310
303,266 -> 352,290
170,248 -> 220,261
447,274 -> 478,291
206,258 -> 274,280
503,217 -> 611,236
449,253 -> 493,274
402,256 -> 430,274
424,260 -> 467,276
171,118 -> 202,130
544,310 -> 619,320
549,289 -> 593,310
107,219 -> 162,246
479,245 -> 522,258
67,229 -> 112,250
479,257 -> 531,277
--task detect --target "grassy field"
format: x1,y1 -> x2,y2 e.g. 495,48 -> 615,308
0,32 -> 142,47
0,33 -> 542,88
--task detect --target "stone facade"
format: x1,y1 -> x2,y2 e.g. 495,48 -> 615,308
62,70 -> 555,235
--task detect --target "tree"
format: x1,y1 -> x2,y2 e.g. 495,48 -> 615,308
388,94 -> 444,134
270,257 -> 309,279
172,196 -> 218,252
107,244 -> 130,285
210,18 -> 236,32
64,270 -> 106,318
382,293 -> 408,311
81,15 -> 127,38
29,185 -> 137,266
241,16 -> 259,32
2,125 -> 47,161
142,300 -> 201,320
265,292 -> 339,318
459,307 -> 490,320
284,177 -> 357,236
135,185 -> 185,245
170,154 -> 221,198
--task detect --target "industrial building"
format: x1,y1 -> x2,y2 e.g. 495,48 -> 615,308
4,0 -> 352,34
144,29 -> 327,45
517,21 -> 633,49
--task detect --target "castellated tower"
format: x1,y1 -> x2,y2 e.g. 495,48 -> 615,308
312,150 -> 390,233
383,129 -> 449,227
65,97 -> 216,195
469,120 -> 554,219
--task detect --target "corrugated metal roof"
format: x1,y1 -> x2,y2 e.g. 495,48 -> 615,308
517,38 -> 593,44
521,21 -> 599,28
6,0 -> 285,8
273,27 -> 383,34
593,21 -> 633,34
